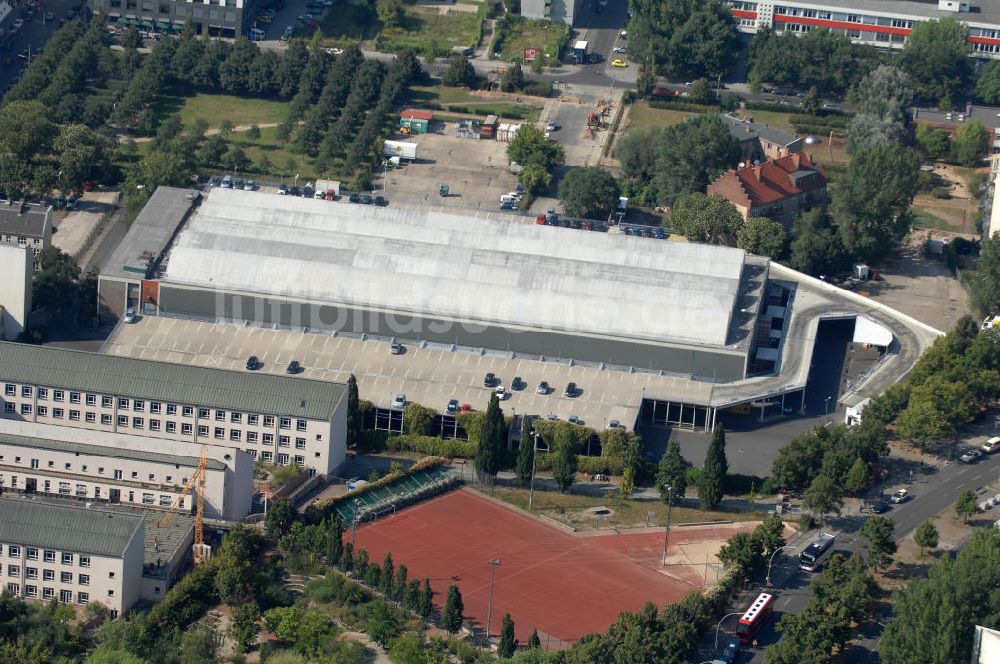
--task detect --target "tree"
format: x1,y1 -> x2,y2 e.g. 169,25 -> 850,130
630,0 -> 739,80
366,600 -> 400,648
558,166 -> 619,218
518,162 -> 553,195
689,78 -> 712,104
860,516 -> 896,570
247,123 -> 262,142
180,625 -> 216,664
402,403 -> 435,436
789,208 -> 848,277
916,124 -> 951,159
976,60 -> 1000,104
914,519 -> 939,553
668,193 -> 742,245
346,374 -> 361,444
802,474 -> 843,522
955,489 -> 978,522
442,54 -> 476,88
843,457 -> 869,496
736,216 -> 786,258
380,551 -> 395,596
442,585 -> 464,633
845,65 -> 914,154
507,124 -> 565,171
475,394 -> 504,486
265,498 -> 296,540
754,513 -> 786,559
953,119 -> 990,166
699,424 -> 727,510
899,17 -> 971,106
499,613 -> 516,658
551,437 -> 579,492
619,467 -> 636,500
765,605 -> 840,664
801,86 -> 820,115
717,531 -> 765,575
516,437 -> 535,485
896,375 -> 975,450
419,578 -> 433,618
831,142 -> 921,262
652,114 -> 741,205
230,604 -> 260,653
528,629 -> 541,649
880,530 -> 1000,664
656,439 -> 687,505
500,61 -> 524,92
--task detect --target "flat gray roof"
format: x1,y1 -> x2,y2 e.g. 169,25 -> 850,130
0,341 -> 345,421
778,0 -> 1000,26
101,187 -> 200,281
0,201 -> 50,240
0,497 -> 143,558
163,189 -> 752,349
0,429 -> 226,470
914,105 -> 1000,129
723,114 -> 798,147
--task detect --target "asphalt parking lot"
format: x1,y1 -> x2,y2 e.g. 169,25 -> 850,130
101,316 -> 728,431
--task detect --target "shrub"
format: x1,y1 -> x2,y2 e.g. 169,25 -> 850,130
385,435 -> 476,459
522,81 -> 553,97
931,187 -> 952,199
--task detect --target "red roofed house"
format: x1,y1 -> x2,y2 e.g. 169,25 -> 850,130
707,152 -> 828,225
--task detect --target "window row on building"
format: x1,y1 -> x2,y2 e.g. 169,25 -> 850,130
5,583 -> 91,604
0,473 -> 186,509
1,545 -> 91,566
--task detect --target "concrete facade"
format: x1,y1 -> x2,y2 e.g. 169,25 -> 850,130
521,0 -> 582,25
0,244 -> 31,340
0,499 -> 144,616
0,420 -> 252,520
89,0 -> 259,37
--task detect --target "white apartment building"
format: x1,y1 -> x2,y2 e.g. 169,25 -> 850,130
0,419 -> 252,520
0,498 -> 145,617
725,0 -> 1000,58
0,342 -> 348,476
0,244 -> 31,341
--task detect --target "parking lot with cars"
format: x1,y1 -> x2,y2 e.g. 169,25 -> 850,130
103,317 -> 721,430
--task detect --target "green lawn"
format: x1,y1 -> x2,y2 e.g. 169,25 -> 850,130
377,5 -> 483,54
497,18 -> 568,61
409,84 -> 483,105
910,206 -> 957,232
406,84 -> 541,121
168,93 -> 291,131
492,486 -> 765,531
223,126 -> 324,181
627,101 -> 696,130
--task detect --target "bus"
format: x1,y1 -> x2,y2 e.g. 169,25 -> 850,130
736,592 -> 774,644
799,532 -> 836,572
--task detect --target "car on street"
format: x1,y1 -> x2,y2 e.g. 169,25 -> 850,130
719,640 -> 740,664
983,436 -> 1000,454
278,184 -> 288,194
245,355 -> 261,370
546,121 -> 558,132
537,381 -> 549,395
389,340 -> 403,355
286,360 -> 302,374
484,372 -> 497,387
392,394 -> 406,409
822,102 -> 840,111
890,488 -> 909,504
565,382 -> 578,397
612,45 -> 626,53
124,307 -> 137,324
495,386 -> 508,400
960,448 -> 983,463
446,399 -> 459,415
610,59 -> 627,68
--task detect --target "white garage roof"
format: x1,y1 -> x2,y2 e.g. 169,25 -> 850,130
162,189 -> 751,348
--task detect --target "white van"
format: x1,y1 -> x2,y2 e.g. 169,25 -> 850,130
984,436 -> 1000,454
500,194 -> 518,205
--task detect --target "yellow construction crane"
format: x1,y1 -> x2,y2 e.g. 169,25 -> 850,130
157,446 -> 212,565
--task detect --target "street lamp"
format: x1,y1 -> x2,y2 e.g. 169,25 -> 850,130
661,485 -> 673,566
486,559 -> 502,638
824,395 -> 833,415
715,611 -> 743,649
765,544 -> 794,589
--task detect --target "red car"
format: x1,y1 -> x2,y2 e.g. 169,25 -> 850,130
460,403 -> 473,412
535,213 -> 546,225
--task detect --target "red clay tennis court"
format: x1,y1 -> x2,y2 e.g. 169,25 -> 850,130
352,488 -> 750,646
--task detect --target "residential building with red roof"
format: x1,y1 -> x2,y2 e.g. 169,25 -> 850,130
707,152 -> 828,224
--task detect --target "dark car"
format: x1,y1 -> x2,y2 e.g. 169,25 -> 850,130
565,382 -> 578,397
654,227 -> 666,239
374,195 -> 387,206
720,640 -> 740,664
484,372 -> 497,387
245,355 -> 261,371
278,183 -> 288,195
286,360 -> 301,374
208,175 -> 222,188
360,194 -> 373,205
446,399 -> 459,415
302,185 -> 315,198
864,499 -> 889,514
511,376 -> 525,391
233,178 -> 244,190
348,193 -> 361,203
289,186 -> 302,197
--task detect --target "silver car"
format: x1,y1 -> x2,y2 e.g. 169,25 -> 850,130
392,394 -> 406,409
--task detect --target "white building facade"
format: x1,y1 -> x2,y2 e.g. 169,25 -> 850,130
0,244 -> 31,341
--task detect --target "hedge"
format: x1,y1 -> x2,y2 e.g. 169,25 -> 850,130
648,99 -> 718,113
386,434 -> 477,459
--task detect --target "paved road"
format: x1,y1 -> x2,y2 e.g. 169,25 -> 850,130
0,0 -> 83,90
699,449 -> 1000,663
80,199 -> 129,275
